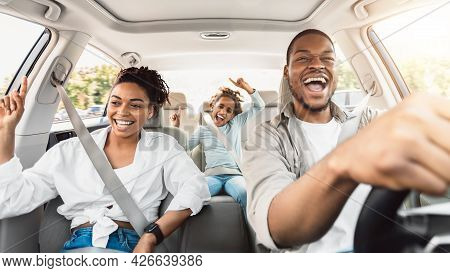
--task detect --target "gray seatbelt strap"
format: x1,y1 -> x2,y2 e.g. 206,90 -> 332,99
202,113 -> 242,170
53,81 -> 148,236
337,84 -> 375,144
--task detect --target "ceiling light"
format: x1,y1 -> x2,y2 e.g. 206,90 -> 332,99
200,32 -> 230,40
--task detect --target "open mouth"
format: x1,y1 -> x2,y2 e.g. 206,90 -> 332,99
215,114 -> 225,122
303,76 -> 328,92
114,119 -> 135,129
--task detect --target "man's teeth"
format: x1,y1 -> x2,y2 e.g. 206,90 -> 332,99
304,77 -> 327,84
116,120 -> 134,125
217,115 -> 224,120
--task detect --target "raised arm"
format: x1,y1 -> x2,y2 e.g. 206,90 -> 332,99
229,77 -> 265,126
186,126 -> 203,151
169,106 -> 182,128
169,107 -> 203,151
0,76 -> 27,164
0,76 -> 58,219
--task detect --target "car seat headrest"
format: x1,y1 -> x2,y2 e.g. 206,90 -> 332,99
278,75 -> 293,113
202,101 -> 212,113
145,110 -> 163,128
164,92 -> 187,110
258,90 -> 278,107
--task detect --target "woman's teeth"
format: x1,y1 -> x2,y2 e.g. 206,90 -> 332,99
115,119 -> 134,127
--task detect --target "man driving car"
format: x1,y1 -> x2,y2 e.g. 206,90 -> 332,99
243,29 -> 450,252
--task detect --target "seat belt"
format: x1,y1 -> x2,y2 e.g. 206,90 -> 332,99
51,75 -> 148,236
202,113 -> 243,170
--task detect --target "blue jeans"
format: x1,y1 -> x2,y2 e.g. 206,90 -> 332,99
61,227 -> 139,253
206,174 -> 247,216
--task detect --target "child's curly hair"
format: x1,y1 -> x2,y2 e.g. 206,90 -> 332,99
209,87 -> 244,115
113,66 -> 170,117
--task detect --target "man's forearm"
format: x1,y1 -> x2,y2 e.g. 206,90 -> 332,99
0,129 -> 15,165
268,151 -> 357,248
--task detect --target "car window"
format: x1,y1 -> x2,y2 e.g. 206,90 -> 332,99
51,45 -> 120,130
0,13 -> 44,96
333,44 -> 365,110
373,4 -> 449,98
160,45 -> 364,114
160,69 -> 281,113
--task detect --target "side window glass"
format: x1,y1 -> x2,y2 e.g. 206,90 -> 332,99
52,46 -> 120,128
333,44 -> 365,110
0,13 -> 44,96
373,4 -> 449,98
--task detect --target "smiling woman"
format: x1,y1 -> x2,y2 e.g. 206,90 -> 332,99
104,68 -> 170,166
104,67 -> 170,168
0,68 -> 211,253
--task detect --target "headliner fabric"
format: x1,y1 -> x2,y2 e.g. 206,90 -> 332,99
94,0 -> 325,22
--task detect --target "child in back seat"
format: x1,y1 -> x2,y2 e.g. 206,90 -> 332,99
170,78 -> 265,216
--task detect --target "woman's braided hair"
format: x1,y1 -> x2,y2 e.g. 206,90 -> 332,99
209,87 -> 244,115
113,66 -> 170,117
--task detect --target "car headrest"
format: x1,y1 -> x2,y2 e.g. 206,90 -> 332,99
258,91 -> 278,107
164,92 -> 187,110
202,101 -> 211,113
146,92 -> 187,129
278,76 -> 293,112
202,90 -> 279,112
145,109 -> 163,128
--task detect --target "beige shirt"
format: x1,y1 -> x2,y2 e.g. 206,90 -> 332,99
242,101 -> 379,251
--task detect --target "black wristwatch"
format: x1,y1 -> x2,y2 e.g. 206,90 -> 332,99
144,222 -> 164,245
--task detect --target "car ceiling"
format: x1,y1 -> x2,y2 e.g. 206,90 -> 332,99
0,0 -> 444,71
94,0 -> 324,22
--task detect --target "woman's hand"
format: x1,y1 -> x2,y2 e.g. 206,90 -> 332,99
133,233 -> 157,253
229,77 -> 254,94
0,76 -> 28,132
169,106 -> 182,128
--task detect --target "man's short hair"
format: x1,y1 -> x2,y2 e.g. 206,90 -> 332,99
286,29 -> 335,64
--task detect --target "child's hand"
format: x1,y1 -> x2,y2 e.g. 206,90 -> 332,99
169,106 -> 182,128
229,77 -> 254,94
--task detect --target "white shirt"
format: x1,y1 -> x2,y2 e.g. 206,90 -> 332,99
0,127 -> 211,248
294,117 -> 371,252
298,118 -> 341,163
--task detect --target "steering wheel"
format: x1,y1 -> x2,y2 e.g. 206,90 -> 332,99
354,187 -> 450,252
